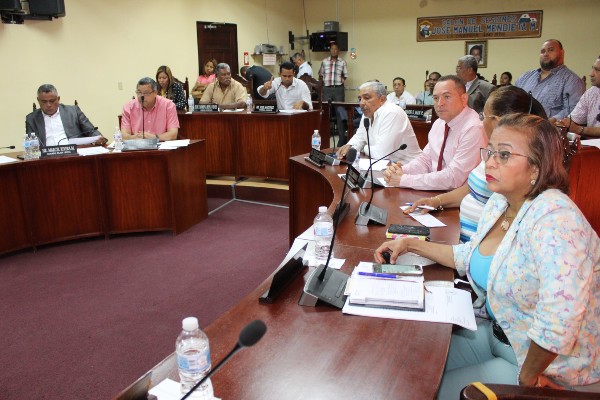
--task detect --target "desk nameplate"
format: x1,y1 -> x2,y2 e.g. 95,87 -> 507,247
40,145 -> 78,158
194,104 -> 219,112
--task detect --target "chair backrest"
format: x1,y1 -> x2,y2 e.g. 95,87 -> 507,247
492,74 -> 497,86
568,146 -> 600,234
461,382 -> 596,399
183,77 -> 189,99
298,74 -> 323,110
232,74 -> 251,95
582,75 -> 587,85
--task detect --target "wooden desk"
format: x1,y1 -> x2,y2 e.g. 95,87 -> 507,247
177,111 -> 322,180
117,153 -> 459,400
0,141 -> 207,256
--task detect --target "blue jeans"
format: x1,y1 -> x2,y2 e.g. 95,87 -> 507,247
437,318 -> 518,400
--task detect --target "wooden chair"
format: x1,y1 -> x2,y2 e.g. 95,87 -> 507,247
568,145 -> 600,234
232,74 -> 251,94
183,77 -> 189,99
461,383 -> 599,399
492,74 -> 497,86
298,74 -> 323,110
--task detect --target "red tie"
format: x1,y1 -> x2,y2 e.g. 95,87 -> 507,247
437,124 -> 450,171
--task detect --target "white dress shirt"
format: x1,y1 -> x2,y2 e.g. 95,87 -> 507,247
347,100 -> 422,164
258,77 -> 313,110
386,91 -> 416,106
297,61 -> 313,78
43,108 -> 68,146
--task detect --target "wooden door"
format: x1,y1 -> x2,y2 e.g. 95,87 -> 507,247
196,22 -> 238,75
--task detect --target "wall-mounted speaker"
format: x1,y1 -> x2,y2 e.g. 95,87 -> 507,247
29,0 -> 66,17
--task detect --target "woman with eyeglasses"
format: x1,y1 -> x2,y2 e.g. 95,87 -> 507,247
155,65 -> 186,110
405,86 -> 546,242
375,113 -> 600,398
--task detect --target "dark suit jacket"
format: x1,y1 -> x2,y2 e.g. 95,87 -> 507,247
25,104 -> 100,146
467,78 -> 495,113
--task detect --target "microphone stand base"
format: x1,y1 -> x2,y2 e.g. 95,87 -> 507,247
300,264 -> 349,309
355,201 -> 388,226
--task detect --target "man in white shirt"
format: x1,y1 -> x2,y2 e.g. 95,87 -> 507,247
257,62 -> 312,110
291,52 -> 313,78
25,84 -> 106,146
386,77 -> 416,108
335,81 -> 421,164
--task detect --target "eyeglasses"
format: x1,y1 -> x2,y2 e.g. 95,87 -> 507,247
135,90 -> 155,96
478,112 -> 498,121
480,148 -> 528,164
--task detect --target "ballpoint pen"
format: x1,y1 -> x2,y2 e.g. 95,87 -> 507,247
358,272 -> 399,279
405,203 -> 436,211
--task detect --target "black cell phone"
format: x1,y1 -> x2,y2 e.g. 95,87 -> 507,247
372,264 -> 423,276
387,224 -> 430,237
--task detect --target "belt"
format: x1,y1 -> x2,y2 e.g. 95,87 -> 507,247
492,320 -> 511,346
325,84 -> 344,88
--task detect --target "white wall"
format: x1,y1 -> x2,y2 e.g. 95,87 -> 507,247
1,0 -> 598,152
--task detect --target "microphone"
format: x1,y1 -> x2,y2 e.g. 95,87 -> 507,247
328,98 -> 338,154
355,142 -> 407,226
141,95 -> 145,139
359,143 -> 408,189
1,145 -> 15,149
301,148 -> 357,309
180,320 -> 267,400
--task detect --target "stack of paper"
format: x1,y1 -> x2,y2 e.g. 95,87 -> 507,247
348,274 -> 425,311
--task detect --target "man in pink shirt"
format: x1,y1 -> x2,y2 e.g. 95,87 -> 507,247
383,75 -> 486,190
121,77 -> 179,141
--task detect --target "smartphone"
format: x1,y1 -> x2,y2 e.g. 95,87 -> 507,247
372,264 -> 423,276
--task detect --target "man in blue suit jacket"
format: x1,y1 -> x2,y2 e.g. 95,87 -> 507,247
25,84 -> 106,146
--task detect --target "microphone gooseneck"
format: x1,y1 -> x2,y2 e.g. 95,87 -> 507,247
1,145 -> 16,149
328,98 -> 337,152
363,143 -> 408,212
180,320 -> 267,400
363,118 -> 374,211
318,147 -> 357,281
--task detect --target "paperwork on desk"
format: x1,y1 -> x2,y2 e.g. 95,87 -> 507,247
68,135 -> 102,145
343,262 -> 476,330
358,158 -> 390,171
159,139 -> 190,150
0,155 -> 18,164
279,109 -> 308,114
581,138 -> 600,149
400,206 -> 446,228
148,378 -> 220,400
77,146 -> 110,156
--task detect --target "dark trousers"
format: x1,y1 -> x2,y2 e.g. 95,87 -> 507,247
323,85 -> 347,146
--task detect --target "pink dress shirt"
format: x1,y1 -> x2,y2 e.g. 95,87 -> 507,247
399,106 -> 486,190
121,95 -> 179,135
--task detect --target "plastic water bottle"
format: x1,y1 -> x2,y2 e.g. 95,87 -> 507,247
113,127 -> 123,152
22,134 -> 31,160
246,95 -> 253,113
30,133 -> 40,159
313,206 -> 333,265
311,129 -> 321,150
176,317 -> 212,399
353,150 -> 361,170
188,94 -> 195,112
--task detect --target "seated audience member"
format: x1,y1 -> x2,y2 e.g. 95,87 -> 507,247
499,71 -> 512,86
240,64 -> 274,100
155,65 -> 186,110
376,113 -> 600,399
515,39 -> 584,119
383,75 -> 486,190
456,55 -> 495,113
201,63 -> 247,110
554,55 -> 600,138
26,84 -> 107,146
191,59 -> 217,101
405,86 -> 547,242
386,77 -> 416,107
121,77 -> 179,141
291,52 -> 313,78
415,71 -> 441,105
335,81 -> 421,164
257,61 -> 312,110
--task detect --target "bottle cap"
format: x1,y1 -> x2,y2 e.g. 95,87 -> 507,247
318,206 -> 327,213
314,130 -> 319,134
182,317 -> 199,331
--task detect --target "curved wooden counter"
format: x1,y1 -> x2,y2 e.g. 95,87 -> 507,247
117,152 -> 461,400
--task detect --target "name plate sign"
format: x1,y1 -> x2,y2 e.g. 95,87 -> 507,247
253,104 -> 278,113
194,104 -> 219,112
304,148 -> 326,167
405,108 -> 427,119
40,145 -> 78,158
